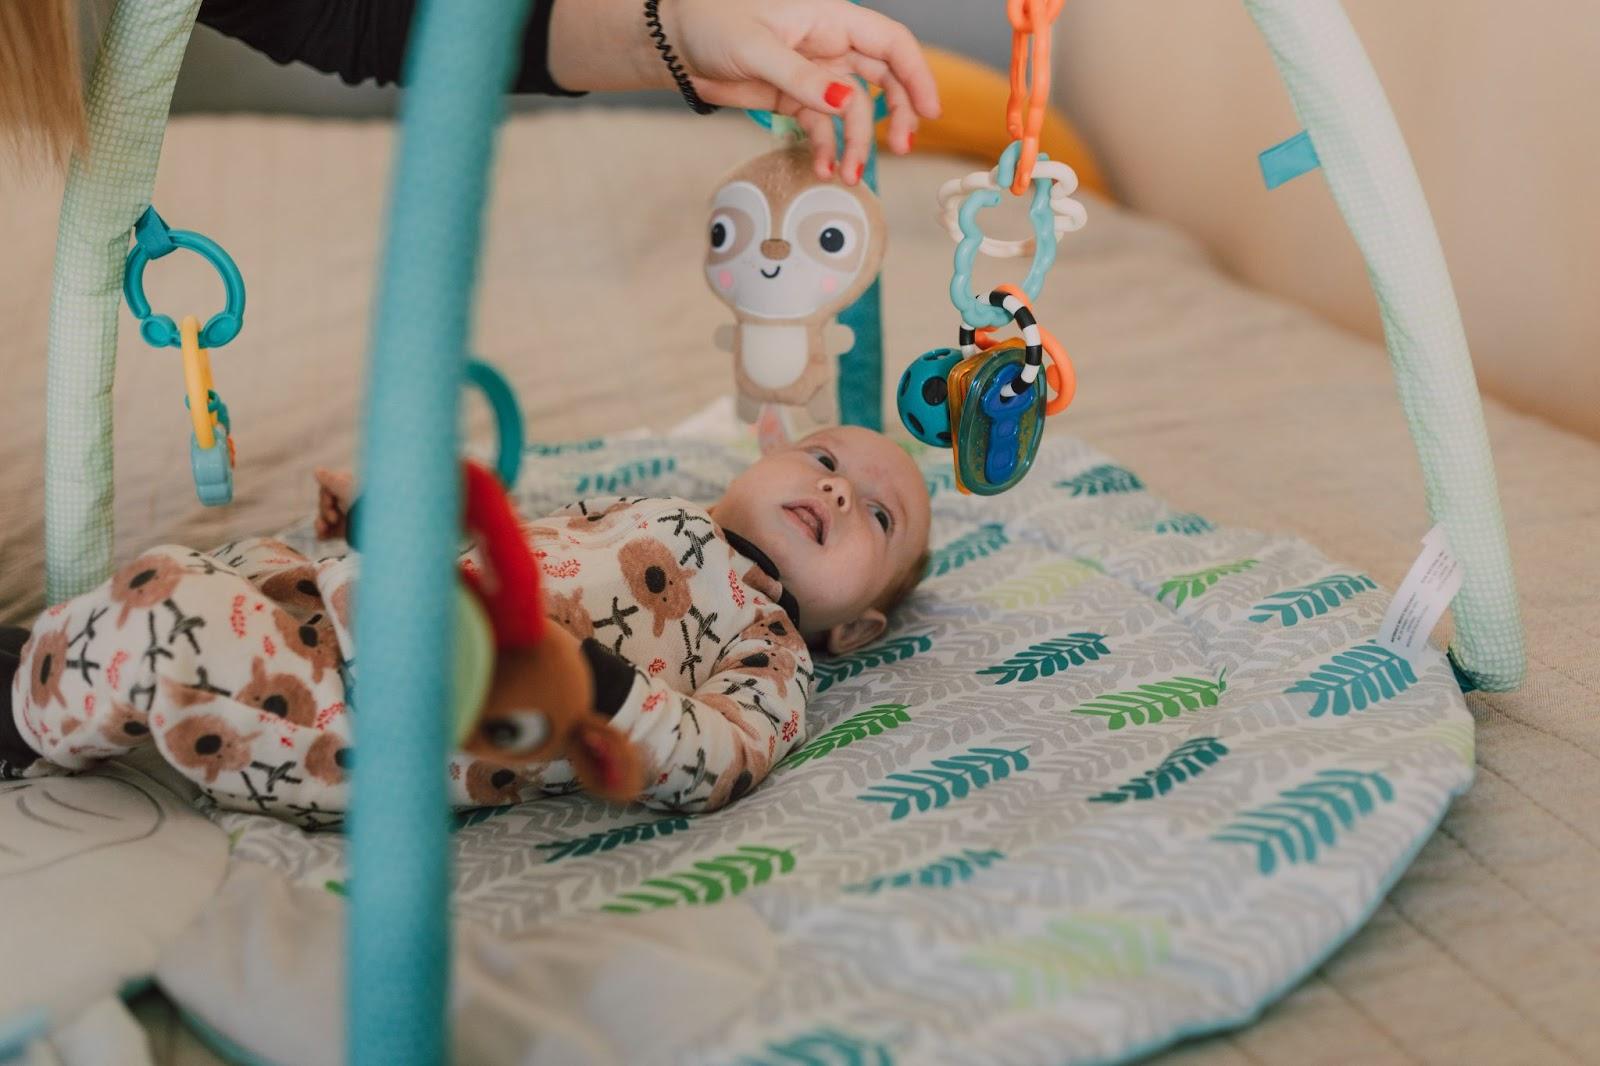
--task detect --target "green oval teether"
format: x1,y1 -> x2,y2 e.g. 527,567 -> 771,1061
450,586 -> 495,747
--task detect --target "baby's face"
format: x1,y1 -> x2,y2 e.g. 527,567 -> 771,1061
712,427 -> 931,636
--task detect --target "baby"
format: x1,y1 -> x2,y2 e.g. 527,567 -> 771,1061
1,428 -> 930,828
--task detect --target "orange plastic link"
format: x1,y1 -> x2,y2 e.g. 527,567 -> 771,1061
1005,0 -> 1065,195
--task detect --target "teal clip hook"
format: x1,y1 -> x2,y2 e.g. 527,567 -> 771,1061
124,206 -> 247,350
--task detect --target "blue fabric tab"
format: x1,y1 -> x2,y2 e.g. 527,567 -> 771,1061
1259,130 -> 1321,189
133,205 -> 176,258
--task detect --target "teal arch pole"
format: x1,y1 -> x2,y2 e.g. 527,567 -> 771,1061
1244,0 -> 1525,691
347,1 -> 532,1062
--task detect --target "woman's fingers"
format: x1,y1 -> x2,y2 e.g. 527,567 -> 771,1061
791,107 -> 839,179
734,24 -> 859,118
833,75 -> 875,184
826,54 -> 916,154
825,2 -> 940,120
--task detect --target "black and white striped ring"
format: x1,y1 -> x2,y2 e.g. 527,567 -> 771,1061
957,290 -> 1045,400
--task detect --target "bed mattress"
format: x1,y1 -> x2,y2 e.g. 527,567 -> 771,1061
1,110 -> 1596,1064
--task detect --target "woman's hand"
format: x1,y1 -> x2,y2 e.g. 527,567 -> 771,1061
549,0 -> 940,184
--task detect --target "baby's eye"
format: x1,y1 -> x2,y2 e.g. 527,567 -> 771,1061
870,505 -> 892,533
808,448 -> 837,472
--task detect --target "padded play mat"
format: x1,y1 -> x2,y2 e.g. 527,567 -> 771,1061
42,431 -> 1464,1065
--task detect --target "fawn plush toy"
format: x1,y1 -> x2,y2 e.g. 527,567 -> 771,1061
706,145 -> 887,439
454,460 -> 645,802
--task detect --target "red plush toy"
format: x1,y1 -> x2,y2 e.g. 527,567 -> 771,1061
456,460 -> 645,803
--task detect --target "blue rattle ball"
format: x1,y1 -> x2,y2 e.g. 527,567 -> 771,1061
897,347 -> 963,447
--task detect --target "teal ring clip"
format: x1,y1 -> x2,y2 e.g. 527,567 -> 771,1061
123,206 -> 247,350
948,140 -> 1060,329
347,357 -> 524,549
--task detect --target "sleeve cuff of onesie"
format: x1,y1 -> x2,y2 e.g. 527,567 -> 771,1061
580,638 -> 638,718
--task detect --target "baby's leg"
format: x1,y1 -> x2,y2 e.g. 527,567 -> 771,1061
6,546 -> 359,826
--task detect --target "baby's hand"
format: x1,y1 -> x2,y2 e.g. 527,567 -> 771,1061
314,468 -> 357,541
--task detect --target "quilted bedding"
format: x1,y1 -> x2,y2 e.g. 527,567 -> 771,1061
151,432 -> 1472,1065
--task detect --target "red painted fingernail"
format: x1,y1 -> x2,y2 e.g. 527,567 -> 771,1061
826,159 -> 836,176
824,82 -> 854,109
854,162 -> 865,183
907,131 -> 916,151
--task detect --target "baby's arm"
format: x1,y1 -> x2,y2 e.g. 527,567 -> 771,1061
582,613 -> 810,814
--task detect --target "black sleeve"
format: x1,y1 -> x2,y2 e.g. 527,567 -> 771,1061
196,0 -> 585,97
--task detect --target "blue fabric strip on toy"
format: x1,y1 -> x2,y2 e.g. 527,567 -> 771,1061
346,1 -> 531,1063
1259,129 -> 1322,189
837,141 -> 883,430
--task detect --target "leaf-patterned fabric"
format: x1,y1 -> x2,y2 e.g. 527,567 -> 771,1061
199,434 -> 1472,1064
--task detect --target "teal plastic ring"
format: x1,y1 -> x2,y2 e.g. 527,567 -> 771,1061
348,357 -> 523,549
465,358 -> 524,490
948,141 -> 1060,329
123,207 -> 247,350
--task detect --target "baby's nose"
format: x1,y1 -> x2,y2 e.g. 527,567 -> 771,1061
818,477 -> 853,512
760,238 -> 791,261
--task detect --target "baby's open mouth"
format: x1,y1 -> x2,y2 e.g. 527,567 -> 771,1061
761,265 -> 782,279
783,502 -> 827,545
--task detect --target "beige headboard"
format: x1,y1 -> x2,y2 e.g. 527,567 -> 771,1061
1052,0 -> 1600,442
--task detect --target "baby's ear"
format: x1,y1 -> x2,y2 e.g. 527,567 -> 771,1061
825,608 -> 887,656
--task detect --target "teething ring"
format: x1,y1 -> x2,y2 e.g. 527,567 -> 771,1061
179,316 -> 219,450
124,207 -> 247,350
978,284 -> 1075,416
938,160 -> 1087,257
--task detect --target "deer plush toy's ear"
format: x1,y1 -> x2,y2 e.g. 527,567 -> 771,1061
566,720 -> 647,803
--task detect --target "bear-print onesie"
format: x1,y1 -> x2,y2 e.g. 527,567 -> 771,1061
2,497 -> 813,830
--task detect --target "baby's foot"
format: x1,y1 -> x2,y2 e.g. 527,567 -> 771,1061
314,468 -> 357,541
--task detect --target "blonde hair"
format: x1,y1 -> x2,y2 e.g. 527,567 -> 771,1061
0,0 -> 86,170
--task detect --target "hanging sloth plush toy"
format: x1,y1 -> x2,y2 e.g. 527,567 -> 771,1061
705,145 -> 887,439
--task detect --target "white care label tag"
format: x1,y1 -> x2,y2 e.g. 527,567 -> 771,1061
1377,523 -> 1465,660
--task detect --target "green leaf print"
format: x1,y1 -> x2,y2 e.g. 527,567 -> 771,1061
1213,769 -> 1394,875
1156,559 -> 1258,608
1285,643 -> 1417,716
1089,737 -> 1230,802
845,849 -> 1006,894
967,912 -> 1172,1009
600,844 -> 796,913
572,456 -> 676,495
737,1029 -> 893,1066
534,817 -> 691,864
1056,464 -> 1145,497
980,558 -> 1104,611
1071,671 -> 1228,730
977,633 -> 1110,685
858,746 -> 1030,820
1151,513 -> 1215,535
813,633 -> 934,694
776,704 -> 911,771
927,523 -> 1009,578
1249,573 -> 1377,626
